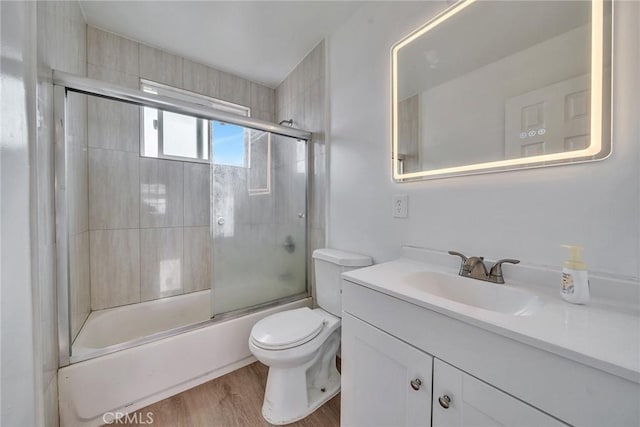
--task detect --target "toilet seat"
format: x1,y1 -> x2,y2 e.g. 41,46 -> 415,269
251,308 -> 326,350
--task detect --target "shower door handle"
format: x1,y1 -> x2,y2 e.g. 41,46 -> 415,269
283,235 -> 295,253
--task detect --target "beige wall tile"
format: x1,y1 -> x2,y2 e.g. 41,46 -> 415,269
89,148 -> 139,229
88,96 -> 140,152
139,45 -> 183,87
140,158 -> 184,228
303,41 -> 324,87
88,63 -> 139,89
219,71 -> 250,106
275,78 -> 288,114
250,82 -> 275,113
183,226 -> 212,293
308,227 -> 326,305
252,109 -> 274,123
310,152 -> 326,230
86,66 -> 140,153
184,162 -> 210,227
305,79 -> 324,133
87,27 -> 139,75
140,228 -> 184,301
207,67 -> 220,98
289,66 -> 302,101
70,232 -> 90,339
90,229 -> 140,310
183,59 -> 208,95
68,139 -> 89,235
67,91 -> 88,147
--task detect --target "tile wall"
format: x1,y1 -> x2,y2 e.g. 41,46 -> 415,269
35,1 -> 87,425
85,27 -> 277,310
275,41 -> 327,301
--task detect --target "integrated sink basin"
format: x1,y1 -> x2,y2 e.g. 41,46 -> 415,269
403,271 -> 544,316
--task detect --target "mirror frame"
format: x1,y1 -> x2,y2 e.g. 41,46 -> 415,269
391,0 -> 611,182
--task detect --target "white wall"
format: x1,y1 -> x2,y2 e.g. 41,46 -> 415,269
328,1 -> 640,281
1,2 -> 38,426
1,3 -> 83,425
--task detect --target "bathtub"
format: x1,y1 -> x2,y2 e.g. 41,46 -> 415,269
72,290 -> 212,362
59,294 -> 311,427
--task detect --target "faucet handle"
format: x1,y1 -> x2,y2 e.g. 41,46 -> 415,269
489,259 -> 520,284
448,251 -> 468,261
448,251 -> 468,275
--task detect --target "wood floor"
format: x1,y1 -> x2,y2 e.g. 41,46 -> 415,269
124,362 -> 340,427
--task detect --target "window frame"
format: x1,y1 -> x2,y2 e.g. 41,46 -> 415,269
140,79 -> 250,164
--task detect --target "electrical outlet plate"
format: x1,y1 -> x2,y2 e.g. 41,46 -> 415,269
392,194 -> 408,218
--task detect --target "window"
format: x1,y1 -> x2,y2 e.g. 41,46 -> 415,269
140,80 -> 250,165
212,121 -> 245,167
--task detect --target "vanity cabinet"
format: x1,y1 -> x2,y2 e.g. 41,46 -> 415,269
342,312 -> 564,427
341,277 -> 640,427
341,313 -> 433,427
432,359 -> 564,427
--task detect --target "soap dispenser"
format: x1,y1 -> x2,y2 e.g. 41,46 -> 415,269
560,245 -> 590,304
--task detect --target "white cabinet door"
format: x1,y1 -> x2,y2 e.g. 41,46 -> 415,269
432,359 -> 566,427
341,313 -> 433,427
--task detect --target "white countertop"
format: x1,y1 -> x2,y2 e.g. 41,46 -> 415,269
342,257 -> 640,383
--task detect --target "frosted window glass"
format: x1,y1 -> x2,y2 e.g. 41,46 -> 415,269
203,121 -> 209,160
143,107 -> 158,157
163,111 -> 198,158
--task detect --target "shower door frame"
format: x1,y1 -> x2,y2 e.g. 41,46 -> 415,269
54,71 -> 312,367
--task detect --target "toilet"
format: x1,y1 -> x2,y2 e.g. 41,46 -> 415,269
249,248 -> 372,425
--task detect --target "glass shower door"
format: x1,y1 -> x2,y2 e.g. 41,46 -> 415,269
211,126 -> 307,315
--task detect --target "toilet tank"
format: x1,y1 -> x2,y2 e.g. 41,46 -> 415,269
312,249 -> 372,317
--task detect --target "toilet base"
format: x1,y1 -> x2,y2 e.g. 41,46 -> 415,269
262,360 -> 340,425
260,329 -> 341,425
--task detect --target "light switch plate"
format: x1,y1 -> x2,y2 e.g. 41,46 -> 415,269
392,194 -> 408,218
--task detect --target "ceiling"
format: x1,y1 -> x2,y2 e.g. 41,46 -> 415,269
79,1 -> 363,88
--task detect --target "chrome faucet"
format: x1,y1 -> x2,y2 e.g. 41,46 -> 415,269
448,251 -> 520,284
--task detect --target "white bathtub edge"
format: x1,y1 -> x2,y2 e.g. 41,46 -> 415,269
58,298 -> 311,427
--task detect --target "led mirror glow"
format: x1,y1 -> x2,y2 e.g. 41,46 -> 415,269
391,0 -> 612,181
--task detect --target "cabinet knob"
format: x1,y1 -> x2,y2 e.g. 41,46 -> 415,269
410,378 -> 422,391
438,394 -> 451,409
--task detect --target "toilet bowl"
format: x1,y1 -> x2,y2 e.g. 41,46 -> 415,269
249,248 -> 372,425
250,307 -> 341,424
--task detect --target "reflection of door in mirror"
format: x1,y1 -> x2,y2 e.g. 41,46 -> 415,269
505,74 -> 590,159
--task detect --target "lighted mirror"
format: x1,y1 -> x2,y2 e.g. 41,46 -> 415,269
392,0 -> 612,181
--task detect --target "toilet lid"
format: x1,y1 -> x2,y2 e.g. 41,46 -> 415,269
251,308 -> 325,350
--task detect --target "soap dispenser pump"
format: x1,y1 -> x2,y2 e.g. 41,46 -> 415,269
560,245 -> 590,304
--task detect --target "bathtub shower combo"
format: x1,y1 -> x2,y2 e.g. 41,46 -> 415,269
54,72 -> 313,425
